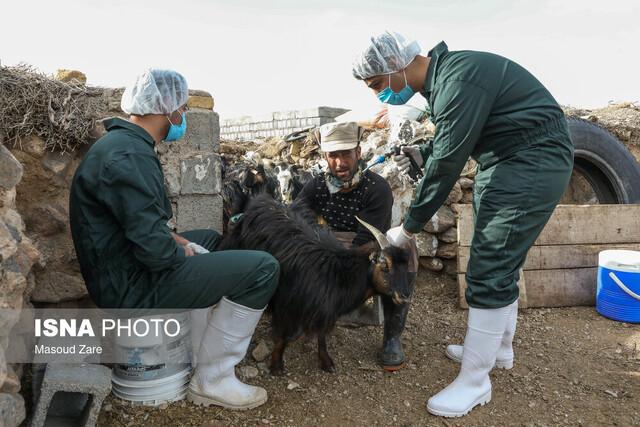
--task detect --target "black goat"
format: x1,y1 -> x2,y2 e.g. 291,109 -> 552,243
221,164 -> 280,233
218,195 -> 410,374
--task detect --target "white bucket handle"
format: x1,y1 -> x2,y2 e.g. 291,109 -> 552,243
609,272 -> 640,301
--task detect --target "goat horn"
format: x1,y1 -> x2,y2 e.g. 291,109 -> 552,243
355,216 -> 390,250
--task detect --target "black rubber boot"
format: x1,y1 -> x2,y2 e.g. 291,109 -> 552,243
380,272 -> 416,371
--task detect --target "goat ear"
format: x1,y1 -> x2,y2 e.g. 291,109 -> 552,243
242,170 -> 256,187
355,240 -> 379,257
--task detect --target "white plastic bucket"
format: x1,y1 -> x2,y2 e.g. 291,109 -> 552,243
111,368 -> 190,406
112,312 -> 192,405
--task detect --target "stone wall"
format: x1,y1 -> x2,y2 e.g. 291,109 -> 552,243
221,106 -> 349,141
0,72 -> 222,426
0,145 -> 39,427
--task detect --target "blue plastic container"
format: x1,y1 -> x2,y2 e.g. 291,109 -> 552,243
596,250 -> 640,323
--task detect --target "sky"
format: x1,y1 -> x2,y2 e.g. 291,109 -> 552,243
2,0 -> 639,120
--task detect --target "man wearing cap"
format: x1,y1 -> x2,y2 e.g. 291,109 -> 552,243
69,69 -> 278,410
295,121 -> 417,371
352,32 -> 573,417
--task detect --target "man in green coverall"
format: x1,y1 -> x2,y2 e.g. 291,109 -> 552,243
352,32 -> 573,417
69,69 -> 277,410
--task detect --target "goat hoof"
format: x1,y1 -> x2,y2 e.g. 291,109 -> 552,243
269,364 -> 285,376
320,361 -> 336,373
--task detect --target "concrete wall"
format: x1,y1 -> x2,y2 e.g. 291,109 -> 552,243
221,106 -> 349,140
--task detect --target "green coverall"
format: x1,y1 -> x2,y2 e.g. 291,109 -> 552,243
403,42 -> 574,308
69,118 -> 279,309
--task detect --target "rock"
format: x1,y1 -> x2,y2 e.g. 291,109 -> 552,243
287,381 -> 300,390
416,232 -> 438,257
22,203 -> 67,237
239,366 -> 259,379
3,209 -> 24,236
445,181 -> 463,205
0,348 -> 6,386
423,205 -> 457,234
30,270 -> 87,303
41,151 -> 74,175
458,177 -> 474,190
17,136 -> 46,157
419,257 -> 444,272
104,87 -> 125,113
460,159 -> 477,178
0,293 -> 22,333
0,188 -> 16,210
11,239 -> 41,276
0,222 -> 18,261
437,227 -> 458,244
55,69 -> 87,84
436,242 -> 457,260
1,366 -> 20,394
252,340 -> 271,362
0,145 -> 23,190
461,190 -> 473,204
0,393 -> 25,427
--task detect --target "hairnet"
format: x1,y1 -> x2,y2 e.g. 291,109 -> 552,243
352,31 -> 421,80
121,69 -> 189,115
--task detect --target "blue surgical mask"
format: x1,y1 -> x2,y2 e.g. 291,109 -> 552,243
165,112 -> 187,142
377,70 -> 415,105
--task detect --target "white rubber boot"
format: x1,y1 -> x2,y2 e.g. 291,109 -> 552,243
445,300 -> 518,370
189,308 -> 211,367
188,297 -> 268,410
427,302 -> 512,417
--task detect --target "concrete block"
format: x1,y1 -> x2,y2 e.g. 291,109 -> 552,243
0,393 -> 25,427
163,162 -> 181,197
273,110 -> 296,120
253,112 -> 274,123
183,110 -> 220,151
176,194 -> 223,233
30,364 -> 111,427
180,153 -> 222,195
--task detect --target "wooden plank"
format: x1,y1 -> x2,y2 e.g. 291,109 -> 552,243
457,243 -> 640,273
524,268 -> 596,307
458,270 -> 528,309
458,268 -> 596,309
457,204 -> 640,247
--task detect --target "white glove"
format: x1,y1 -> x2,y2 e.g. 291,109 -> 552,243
186,242 -> 210,255
393,145 -> 423,173
386,225 -> 419,273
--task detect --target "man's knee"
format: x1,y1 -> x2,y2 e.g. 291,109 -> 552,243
256,253 -> 280,294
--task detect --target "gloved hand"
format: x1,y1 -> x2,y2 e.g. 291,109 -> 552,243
393,145 -> 423,174
186,242 -> 210,255
386,225 -> 419,273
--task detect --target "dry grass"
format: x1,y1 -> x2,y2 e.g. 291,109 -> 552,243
0,64 -> 105,152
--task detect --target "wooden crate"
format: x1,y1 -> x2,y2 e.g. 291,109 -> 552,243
456,204 -> 640,308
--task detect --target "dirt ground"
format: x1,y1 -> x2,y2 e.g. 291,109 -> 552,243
96,268 -> 640,427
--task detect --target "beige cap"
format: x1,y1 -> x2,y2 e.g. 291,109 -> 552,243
319,122 -> 363,152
